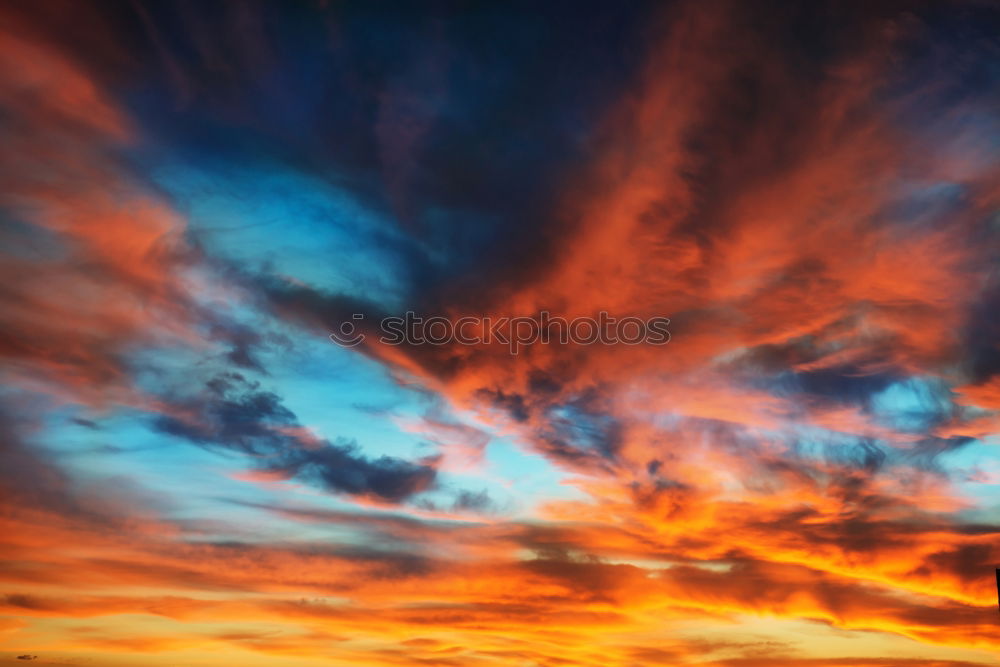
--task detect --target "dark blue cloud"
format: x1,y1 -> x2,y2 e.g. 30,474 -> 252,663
153,372 -> 438,503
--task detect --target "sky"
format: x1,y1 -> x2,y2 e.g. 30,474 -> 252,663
0,1 -> 999,665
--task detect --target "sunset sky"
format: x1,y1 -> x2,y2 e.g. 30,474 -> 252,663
1,1 -> 999,665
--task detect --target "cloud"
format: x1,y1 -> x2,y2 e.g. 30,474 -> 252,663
1,1 -> 999,665
151,372 -> 438,503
